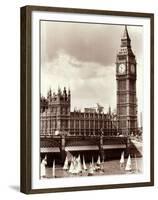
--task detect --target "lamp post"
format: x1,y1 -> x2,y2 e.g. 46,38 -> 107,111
117,119 -> 119,136
128,119 -> 130,137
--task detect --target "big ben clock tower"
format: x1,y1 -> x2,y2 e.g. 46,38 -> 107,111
116,26 -> 138,135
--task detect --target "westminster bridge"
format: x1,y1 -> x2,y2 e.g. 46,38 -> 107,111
40,135 -> 142,165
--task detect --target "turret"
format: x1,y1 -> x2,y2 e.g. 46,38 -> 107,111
68,88 -> 71,102
47,88 -> 52,103
58,86 -> 61,95
63,87 -> 67,100
121,25 -> 131,48
108,106 -> 111,115
40,95 -> 48,113
116,25 -> 136,64
116,26 -> 138,135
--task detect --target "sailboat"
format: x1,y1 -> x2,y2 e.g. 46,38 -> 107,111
63,156 -> 69,170
125,154 -> 132,171
97,155 -> 101,165
82,155 -> 87,171
99,156 -> 105,172
96,155 -> 101,170
72,157 -> 78,174
40,156 -> 47,178
91,157 -> 96,171
120,151 -> 125,168
69,157 -> 75,173
88,162 -> 94,176
66,150 -> 73,163
75,154 -> 82,173
52,160 -> 56,178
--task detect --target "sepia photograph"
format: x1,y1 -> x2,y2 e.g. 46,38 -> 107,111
40,21 -> 143,179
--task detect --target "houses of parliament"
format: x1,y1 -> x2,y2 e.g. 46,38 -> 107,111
40,26 -> 138,138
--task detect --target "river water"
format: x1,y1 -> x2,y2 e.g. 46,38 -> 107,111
43,157 -> 143,179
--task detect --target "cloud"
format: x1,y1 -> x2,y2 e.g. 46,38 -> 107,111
41,21 -> 143,66
41,21 -> 143,114
41,51 -> 116,112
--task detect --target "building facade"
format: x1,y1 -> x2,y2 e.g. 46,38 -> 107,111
40,87 -> 117,137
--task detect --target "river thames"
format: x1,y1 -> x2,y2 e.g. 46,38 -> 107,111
43,157 -> 143,179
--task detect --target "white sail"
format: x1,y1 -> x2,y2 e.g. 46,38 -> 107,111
41,157 -> 47,178
76,155 -> 80,164
97,155 -> 101,165
120,151 -> 125,164
125,154 -> 132,171
63,156 -> 69,170
72,158 -> 77,174
88,163 -> 94,175
52,160 -> 55,178
83,155 -> 87,170
69,157 -> 75,173
74,154 -> 82,173
77,155 -> 82,173
91,157 -> 96,170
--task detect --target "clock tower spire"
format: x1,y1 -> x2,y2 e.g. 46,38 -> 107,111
116,26 -> 138,135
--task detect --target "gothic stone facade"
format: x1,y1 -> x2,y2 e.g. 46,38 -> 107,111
40,87 -> 117,137
116,26 -> 138,135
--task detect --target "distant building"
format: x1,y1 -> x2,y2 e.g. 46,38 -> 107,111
84,108 -> 97,113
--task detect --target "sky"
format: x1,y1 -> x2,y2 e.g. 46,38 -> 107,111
40,21 -> 143,115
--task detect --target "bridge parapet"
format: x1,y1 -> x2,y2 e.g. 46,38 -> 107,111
40,135 -> 129,163
65,136 -> 100,147
40,135 -> 128,148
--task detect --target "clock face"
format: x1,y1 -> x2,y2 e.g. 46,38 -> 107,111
131,64 -> 135,73
118,64 -> 126,74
